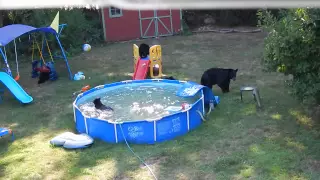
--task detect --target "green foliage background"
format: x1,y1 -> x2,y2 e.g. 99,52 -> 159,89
258,8 -> 320,105
1,8 -> 102,58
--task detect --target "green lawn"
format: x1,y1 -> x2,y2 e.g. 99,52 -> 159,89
1,32 -> 320,180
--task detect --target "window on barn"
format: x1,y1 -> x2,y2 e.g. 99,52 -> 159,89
109,7 -> 123,18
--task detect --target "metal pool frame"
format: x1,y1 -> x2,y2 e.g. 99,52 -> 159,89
73,79 -> 208,144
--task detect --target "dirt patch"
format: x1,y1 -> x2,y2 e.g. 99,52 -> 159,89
23,172 -> 43,180
311,106 -> 320,123
306,159 -> 320,172
203,174 -> 217,180
140,156 -> 168,169
198,149 -> 223,163
113,174 -> 131,180
247,126 -> 279,139
192,25 -> 262,33
247,128 -> 264,136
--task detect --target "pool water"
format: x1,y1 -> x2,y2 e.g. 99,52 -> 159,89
77,83 -> 200,122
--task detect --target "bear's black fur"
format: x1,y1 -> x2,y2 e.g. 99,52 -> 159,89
38,71 -> 50,84
162,76 -> 176,80
200,68 -> 238,93
93,98 -> 114,111
139,43 -> 150,58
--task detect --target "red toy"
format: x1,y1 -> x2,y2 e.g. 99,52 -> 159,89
34,66 -> 50,73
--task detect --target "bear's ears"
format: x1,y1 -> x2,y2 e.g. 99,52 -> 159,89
235,69 -> 238,72
140,43 -> 150,47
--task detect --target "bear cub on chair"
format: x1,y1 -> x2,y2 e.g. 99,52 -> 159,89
93,98 -> 114,111
200,68 -> 238,93
139,43 -> 150,58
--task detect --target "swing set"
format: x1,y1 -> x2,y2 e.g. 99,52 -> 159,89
31,33 -> 59,80
1,38 -> 20,81
0,12 -> 73,82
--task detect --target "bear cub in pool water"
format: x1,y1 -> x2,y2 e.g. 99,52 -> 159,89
93,98 -> 114,111
201,68 -> 238,93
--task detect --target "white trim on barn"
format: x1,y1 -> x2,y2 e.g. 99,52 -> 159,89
109,7 -> 123,18
101,9 -> 182,41
101,8 -> 107,41
180,9 -> 183,32
139,9 -> 175,38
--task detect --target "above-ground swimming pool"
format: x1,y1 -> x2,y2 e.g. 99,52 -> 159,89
73,79 -> 219,144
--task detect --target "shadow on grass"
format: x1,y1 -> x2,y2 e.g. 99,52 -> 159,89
0,161 -> 9,178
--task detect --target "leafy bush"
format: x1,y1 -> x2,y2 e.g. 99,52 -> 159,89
257,9 -> 320,104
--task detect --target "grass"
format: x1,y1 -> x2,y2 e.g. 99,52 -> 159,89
1,32 -> 320,180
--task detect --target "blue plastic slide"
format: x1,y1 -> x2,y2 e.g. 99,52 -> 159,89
0,72 -> 33,104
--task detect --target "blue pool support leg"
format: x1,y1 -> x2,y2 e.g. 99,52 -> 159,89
201,89 -> 205,115
11,131 -> 14,141
55,35 -> 73,80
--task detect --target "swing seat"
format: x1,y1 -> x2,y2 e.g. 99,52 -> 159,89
35,66 -> 50,73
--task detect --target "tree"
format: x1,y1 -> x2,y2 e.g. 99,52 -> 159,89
258,9 -> 320,105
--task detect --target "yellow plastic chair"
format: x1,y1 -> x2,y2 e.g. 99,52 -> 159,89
133,44 -> 139,72
149,45 -> 163,78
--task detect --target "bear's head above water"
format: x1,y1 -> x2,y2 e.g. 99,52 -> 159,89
93,98 -> 103,108
93,98 -> 114,111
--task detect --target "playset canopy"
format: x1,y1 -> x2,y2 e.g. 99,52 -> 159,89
0,25 -> 57,46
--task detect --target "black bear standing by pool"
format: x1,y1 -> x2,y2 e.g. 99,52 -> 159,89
139,43 -> 150,58
200,68 -> 238,93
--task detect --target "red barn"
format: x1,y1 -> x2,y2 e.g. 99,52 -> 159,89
101,8 -> 182,41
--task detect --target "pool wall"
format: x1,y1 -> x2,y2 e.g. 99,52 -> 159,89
73,79 -> 211,144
